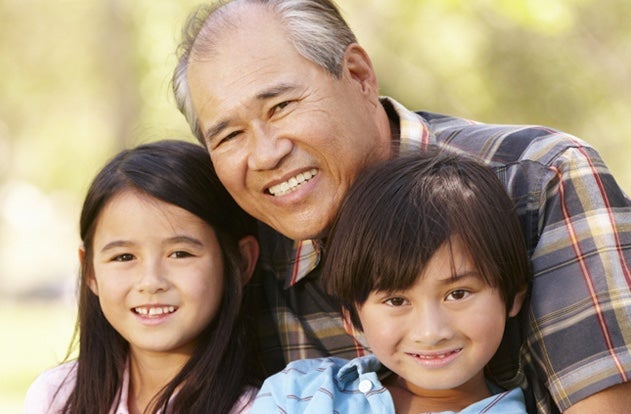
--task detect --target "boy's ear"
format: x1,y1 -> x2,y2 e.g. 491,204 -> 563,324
79,246 -> 98,296
238,235 -> 259,286
508,289 -> 528,317
341,308 -> 356,336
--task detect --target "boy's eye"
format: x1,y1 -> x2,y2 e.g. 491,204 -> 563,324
384,297 -> 408,307
446,289 -> 469,301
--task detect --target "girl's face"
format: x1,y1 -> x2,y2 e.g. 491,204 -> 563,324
87,190 -> 225,358
356,237 -> 524,404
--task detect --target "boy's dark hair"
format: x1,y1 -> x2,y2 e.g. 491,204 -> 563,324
322,151 -> 531,330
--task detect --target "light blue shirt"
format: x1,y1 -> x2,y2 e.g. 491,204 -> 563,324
251,355 -> 526,413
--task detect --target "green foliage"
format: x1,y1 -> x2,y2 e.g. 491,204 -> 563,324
1,0 -> 629,193
343,0 -> 631,191
0,0 -> 200,193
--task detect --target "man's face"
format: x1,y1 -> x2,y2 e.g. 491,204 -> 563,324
186,5 -> 391,240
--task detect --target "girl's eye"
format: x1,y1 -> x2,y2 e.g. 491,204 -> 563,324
113,253 -> 134,262
170,251 -> 193,259
384,297 -> 408,307
446,289 -> 469,301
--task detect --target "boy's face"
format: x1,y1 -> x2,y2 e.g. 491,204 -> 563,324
356,238 -> 523,401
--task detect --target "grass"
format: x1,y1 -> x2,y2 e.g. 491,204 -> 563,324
0,300 -> 76,413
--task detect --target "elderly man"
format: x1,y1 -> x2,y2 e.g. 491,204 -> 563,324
172,1 -> 631,412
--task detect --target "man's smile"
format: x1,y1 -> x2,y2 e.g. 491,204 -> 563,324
267,168 -> 318,196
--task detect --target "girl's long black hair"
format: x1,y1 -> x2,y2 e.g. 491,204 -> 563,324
61,139 -> 262,413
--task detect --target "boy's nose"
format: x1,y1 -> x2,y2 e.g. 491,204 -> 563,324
409,305 -> 454,345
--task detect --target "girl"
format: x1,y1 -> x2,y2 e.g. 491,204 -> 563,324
25,140 -> 261,413
251,152 -> 531,413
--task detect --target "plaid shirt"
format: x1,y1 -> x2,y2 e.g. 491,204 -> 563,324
252,97 -> 631,413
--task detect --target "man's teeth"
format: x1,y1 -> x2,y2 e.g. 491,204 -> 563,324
268,169 -> 317,196
134,306 -> 176,316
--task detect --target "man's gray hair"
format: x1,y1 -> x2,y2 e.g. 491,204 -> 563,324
172,0 -> 357,143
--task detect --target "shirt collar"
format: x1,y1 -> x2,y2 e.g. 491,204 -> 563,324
383,96 -> 433,152
335,355 -> 384,390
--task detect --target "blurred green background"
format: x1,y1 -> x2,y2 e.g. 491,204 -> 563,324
1,0 -> 630,411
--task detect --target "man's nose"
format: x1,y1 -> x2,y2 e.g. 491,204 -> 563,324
247,122 -> 292,170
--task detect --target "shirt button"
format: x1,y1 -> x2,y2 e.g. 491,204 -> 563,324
358,379 -> 373,394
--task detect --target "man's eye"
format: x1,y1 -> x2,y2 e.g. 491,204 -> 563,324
384,297 -> 407,307
217,130 -> 241,146
270,101 -> 291,116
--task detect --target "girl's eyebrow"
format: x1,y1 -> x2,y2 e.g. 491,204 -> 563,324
100,240 -> 133,253
99,236 -> 204,253
164,235 -> 204,248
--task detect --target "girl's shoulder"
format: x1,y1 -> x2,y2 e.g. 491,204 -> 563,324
24,361 -> 78,414
229,386 -> 259,414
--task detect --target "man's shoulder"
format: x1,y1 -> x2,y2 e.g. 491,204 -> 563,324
416,110 -> 591,166
417,110 -> 585,142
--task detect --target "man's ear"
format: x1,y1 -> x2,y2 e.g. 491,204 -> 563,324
508,289 -> 528,317
79,246 -> 98,296
238,235 -> 259,286
342,43 -> 379,99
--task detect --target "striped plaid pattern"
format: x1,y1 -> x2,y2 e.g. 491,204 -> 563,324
253,97 -> 631,413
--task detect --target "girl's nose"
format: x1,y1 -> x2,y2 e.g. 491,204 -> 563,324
136,260 -> 169,294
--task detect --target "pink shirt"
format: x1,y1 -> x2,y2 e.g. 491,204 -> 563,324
24,361 -> 255,413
